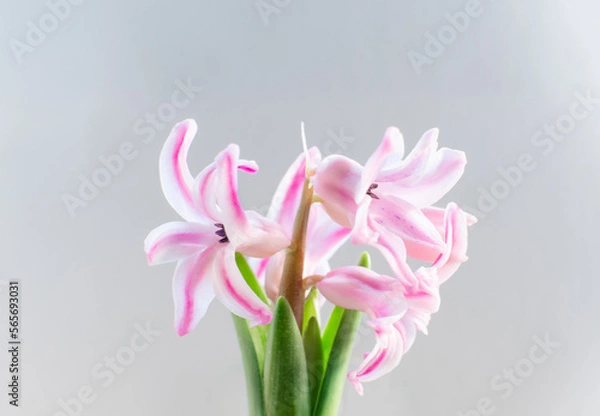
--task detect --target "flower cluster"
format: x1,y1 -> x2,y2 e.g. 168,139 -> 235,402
144,119 -> 475,394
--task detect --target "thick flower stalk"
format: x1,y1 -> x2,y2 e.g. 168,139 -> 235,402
144,120 -> 475,415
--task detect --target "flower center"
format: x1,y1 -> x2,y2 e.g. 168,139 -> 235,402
366,183 -> 380,199
214,223 -> 229,244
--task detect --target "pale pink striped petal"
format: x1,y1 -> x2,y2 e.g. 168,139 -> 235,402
193,159 -> 260,221
404,205 -> 475,262
269,147 -> 321,233
405,267 -> 441,315
317,266 -> 407,319
144,221 -> 215,265
376,128 -> 439,185
246,256 -> 269,283
369,195 -> 445,251
304,204 -> 351,275
355,127 -> 404,202
366,222 -> 417,286
393,314 -> 418,352
348,324 -> 404,395
433,203 -> 469,283
265,251 -> 285,303
238,159 -> 259,173
172,246 -> 219,336
313,155 -> 363,228
159,119 -> 202,221
236,211 -> 290,258
352,198 -> 377,245
212,247 -> 272,326
214,144 -> 248,235
380,148 -> 467,207
193,163 -> 219,221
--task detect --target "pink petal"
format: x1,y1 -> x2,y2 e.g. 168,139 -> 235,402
368,195 -> 446,251
212,247 -> 273,326
247,256 -> 269,283
405,267 -> 441,315
265,251 -> 285,303
235,211 -> 290,258
365,222 -> 418,286
313,155 -> 363,228
269,147 -> 322,234
377,128 -> 439,185
433,203 -> 469,283
193,159 -> 260,222
317,266 -> 407,319
214,144 -> 249,234
348,324 -> 405,395
392,313 -> 418,351
352,198 -> 377,244
144,221 -> 215,265
380,148 -> 467,208
159,119 -> 202,221
355,127 -> 404,202
193,163 -> 220,221
172,246 -> 219,336
304,204 -> 351,275
404,205 -> 476,262
238,159 -> 259,173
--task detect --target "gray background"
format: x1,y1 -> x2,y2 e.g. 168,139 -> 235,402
1,0 -> 599,415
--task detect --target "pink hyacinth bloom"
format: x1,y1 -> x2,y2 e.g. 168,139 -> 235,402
313,127 -> 467,284
253,148 -> 350,301
144,120 -> 290,336
317,202 -> 473,394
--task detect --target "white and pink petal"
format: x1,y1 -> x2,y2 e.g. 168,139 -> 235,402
159,119 -> 203,221
212,247 -> 273,326
144,221 -> 216,266
172,246 -> 219,336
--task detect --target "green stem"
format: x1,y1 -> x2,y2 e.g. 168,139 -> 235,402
278,178 -> 313,331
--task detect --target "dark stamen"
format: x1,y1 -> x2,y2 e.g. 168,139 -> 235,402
366,183 -> 380,199
214,223 -> 229,244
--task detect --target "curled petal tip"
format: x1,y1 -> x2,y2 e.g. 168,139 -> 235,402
176,326 -> 189,337
466,212 -> 478,225
248,310 -> 273,327
238,159 -> 259,173
348,372 -> 364,396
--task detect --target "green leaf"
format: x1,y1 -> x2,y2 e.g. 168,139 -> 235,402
236,252 -> 270,305
313,309 -> 361,416
303,317 -> 324,413
321,306 -> 343,369
313,252 -> 371,416
302,287 -> 320,333
264,297 -> 311,416
232,315 -> 266,416
235,252 -> 269,372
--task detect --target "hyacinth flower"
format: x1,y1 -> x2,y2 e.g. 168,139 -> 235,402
311,202 -> 473,394
144,119 -> 289,335
313,127 -> 467,286
144,120 -> 474,416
